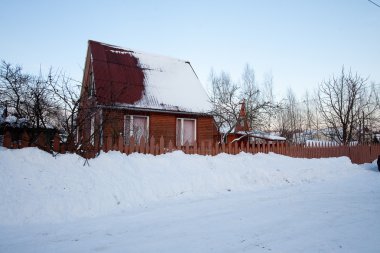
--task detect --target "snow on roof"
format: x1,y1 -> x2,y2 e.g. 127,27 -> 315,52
236,130 -> 286,141
89,41 -> 211,113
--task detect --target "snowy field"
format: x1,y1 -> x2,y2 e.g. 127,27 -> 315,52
0,147 -> 379,252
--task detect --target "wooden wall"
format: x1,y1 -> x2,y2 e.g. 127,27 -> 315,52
101,109 -> 216,147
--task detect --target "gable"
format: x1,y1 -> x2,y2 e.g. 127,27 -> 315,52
86,40 -> 211,113
90,41 -> 145,105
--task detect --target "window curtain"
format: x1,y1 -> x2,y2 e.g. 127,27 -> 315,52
133,116 -> 148,143
183,119 -> 195,145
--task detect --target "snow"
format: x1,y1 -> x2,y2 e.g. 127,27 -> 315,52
0,147 -> 380,252
107,44 -> 211,113
236,130 -> 286,141
0,115 -> 28,127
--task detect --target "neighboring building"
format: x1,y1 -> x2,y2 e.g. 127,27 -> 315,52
77,40 -> 217,148
225,101 -> 286,144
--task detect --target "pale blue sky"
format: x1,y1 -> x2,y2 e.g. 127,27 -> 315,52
1,0 -> 379,98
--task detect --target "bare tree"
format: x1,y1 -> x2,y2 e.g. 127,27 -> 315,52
209,70 -> 241,142
275,88 -> 303,143
46,69 -> 82,141
241,65 -> 274,131
209,64 -> 275,142
0,60 -> 83,143
0,61 -> 30,119
317,67 -> 379,144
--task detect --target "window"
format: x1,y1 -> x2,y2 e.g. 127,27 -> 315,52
90,115 -> 95,146
124,115 -> 149,144
176,118 -> 196,146
88,71 -> 95,97
99,110 -> 103,147
239,118 -> 244,127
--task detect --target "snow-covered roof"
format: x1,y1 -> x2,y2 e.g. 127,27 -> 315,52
89,40 -> 211,113
236,130 -> 286,141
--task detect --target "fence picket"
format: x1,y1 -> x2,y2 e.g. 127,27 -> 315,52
168,140 -> 173,152
159,136 -> 164,155
150,136 -> 155,155
208,141 -> 212,155
21,131 -> 30,149
118,136 -> 123,152
185,141 -> 189,154
53,133 -> 60,152
215,142 -> 219,155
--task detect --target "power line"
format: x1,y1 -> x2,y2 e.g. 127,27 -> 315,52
368,0 -> 380,8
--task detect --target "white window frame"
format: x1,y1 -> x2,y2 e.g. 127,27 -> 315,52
176,118 -> 197,146
90,115 -> 95,146
88,66 -> 95,98
99,110 -> 103,147
124,115 -> 149,143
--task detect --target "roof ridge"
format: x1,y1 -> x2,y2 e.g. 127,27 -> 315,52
89,40 -> 190,64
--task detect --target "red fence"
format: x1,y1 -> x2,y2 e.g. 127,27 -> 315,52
2,131 -> 380,164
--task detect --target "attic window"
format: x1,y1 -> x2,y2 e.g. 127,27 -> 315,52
239,118 -> 244,127
88,71 -> 95,97
176,118 -> 196,146
90,115 -> 95,146
124,115 -> 149,144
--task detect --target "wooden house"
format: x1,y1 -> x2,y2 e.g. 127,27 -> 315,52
77,40 -> 217,149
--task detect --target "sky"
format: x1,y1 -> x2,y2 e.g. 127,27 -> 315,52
1,0 -> 379,99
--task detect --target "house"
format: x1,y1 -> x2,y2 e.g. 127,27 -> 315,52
77,40 -> 217,149
225,101 -> 286,144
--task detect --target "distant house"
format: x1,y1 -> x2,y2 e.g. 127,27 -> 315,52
225,101 -> 286,144
77,40 -> 217,148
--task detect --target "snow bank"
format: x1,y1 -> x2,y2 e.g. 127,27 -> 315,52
0,147 -> 362,225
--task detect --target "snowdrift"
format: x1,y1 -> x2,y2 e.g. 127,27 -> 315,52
0,147 -> 362,225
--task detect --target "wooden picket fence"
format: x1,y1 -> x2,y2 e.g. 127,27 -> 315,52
2,130 -> 380,164
85,135 -> 380,164
1,130 -> 75,154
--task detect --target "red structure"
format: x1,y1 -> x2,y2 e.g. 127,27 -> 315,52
77,40 -> 217,150
226,101 -> 286,145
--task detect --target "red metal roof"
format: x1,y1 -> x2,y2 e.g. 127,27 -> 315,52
89,40 -> 145,105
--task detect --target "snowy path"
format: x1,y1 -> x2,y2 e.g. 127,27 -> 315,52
1,171 -> 379,253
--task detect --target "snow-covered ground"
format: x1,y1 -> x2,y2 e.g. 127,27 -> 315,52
0,147 -> 379,252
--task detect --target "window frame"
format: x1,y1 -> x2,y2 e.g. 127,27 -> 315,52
90,115 -> 95,146
99,110 -> 103,147
176,118 -> 197,146
124,115 -> 150,144
88,66 -> 95,98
